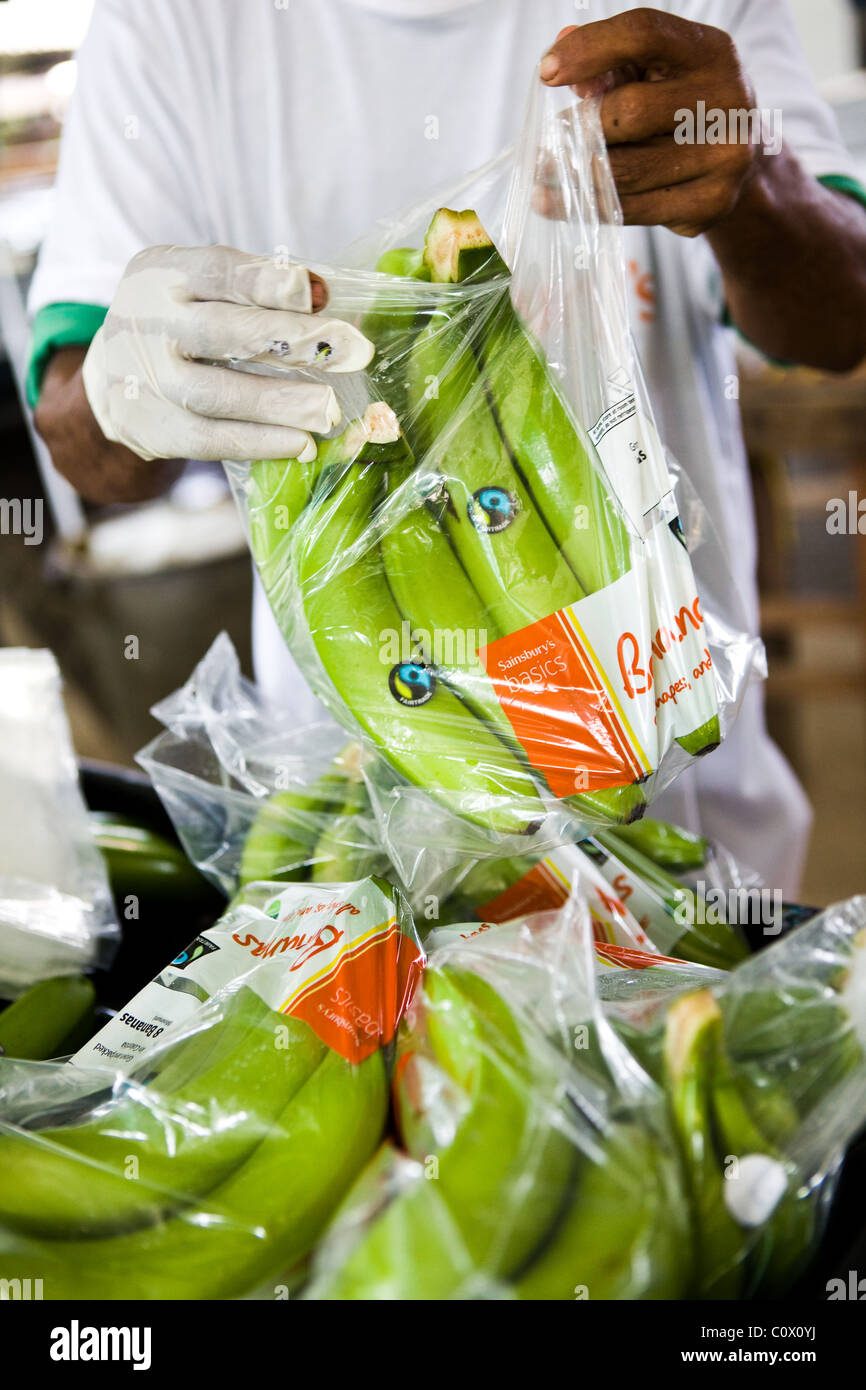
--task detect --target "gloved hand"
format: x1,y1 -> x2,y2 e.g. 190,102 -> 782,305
82,244 -> 374,463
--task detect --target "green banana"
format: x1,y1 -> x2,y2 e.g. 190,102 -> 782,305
247,455 -> 322,571
477,297 -> 632,600
721,983 -> 862,1123
380,458 -> 519,742
239,788 -> 330,886
676,716 -> 721,759
406,311 -> 585,635
514,1123 -> 687,1300
1,1046 -> 387,1300
248,404 -> 407,583
0,975 -> 95,1061
423,208 -> 508,284
662,991 -> 745,1297
90,813 -> 208,906
294,459 -> 548,835
0,987 -> 325,1239
707,1023 -> 816,1296
608,817 -> 709,874
309,1144 -> 486,1301
395,966 -> 575,1277
362,246 -> 432,426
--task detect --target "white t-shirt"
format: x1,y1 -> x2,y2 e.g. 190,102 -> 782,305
30,0 -> 860,893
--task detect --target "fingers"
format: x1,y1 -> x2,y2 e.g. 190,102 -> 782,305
182,245 -> 317,311
165,361 -> 341,433
131,244 -> 328,313
309,273 -> 328,312
120,397 -> 320,463
601,76 -> 696,145
607,136 -> 749,196
175,301 -> 373,371
619,172 -> 741,235
540,10 -> 720,86
252,317 -> 374,373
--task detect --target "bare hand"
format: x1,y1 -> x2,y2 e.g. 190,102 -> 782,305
541,10 -> 763,237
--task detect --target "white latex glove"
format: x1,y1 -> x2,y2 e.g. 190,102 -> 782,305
82,244 -> 374,463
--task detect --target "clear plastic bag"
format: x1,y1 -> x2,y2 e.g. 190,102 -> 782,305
305,890 -> 866,1301
137,633 -> 389,897
225,79 -> 762,849
0,649 -> 118,998
600,895 -> 866,1298
137,638 -> 762,970
306,888 -> 692,1301
0,874 -> 423,1299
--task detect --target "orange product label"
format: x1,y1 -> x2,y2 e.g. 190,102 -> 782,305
594,941 -> 689,970
281,917 -> 424,1064
480,610 -> 650,797
475,858 -> 570,923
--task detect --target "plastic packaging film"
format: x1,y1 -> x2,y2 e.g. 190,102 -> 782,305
303,892 -> 866,1301
0,875 -> 423,1299
223,80 -> 763,855
139,636 -> 756,972
0,649 -> 118,998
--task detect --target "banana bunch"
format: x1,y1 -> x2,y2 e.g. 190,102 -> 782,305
311,961 -> 688,1300
291,444 -> 548,836
417,211 -> 720,753
244,204 -> 726,841
432,825 -> 745,969
660,989 -> 822,1297
0,1041 -> 386,1300
247,255 -> 648,833
0,886 -> 394,1298
392,214 -> 646,826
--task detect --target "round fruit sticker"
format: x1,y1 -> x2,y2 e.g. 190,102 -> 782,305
388,662 -> 436,707
468,486 -> 519,533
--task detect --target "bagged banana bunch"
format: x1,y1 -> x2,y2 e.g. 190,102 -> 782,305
435,823 -> 752,970
600,895 -> 866,1298
304,893 -> 866,1300
305,894 -> 692,1300
0,874 -> 423,1300
226,78 -> 760,845
352,914 -> 716,1305
135,639 -> 744,967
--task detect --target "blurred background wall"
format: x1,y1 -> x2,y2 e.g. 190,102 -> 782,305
0,0 -> 864,906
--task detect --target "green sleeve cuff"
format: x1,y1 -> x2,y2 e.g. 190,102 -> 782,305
25,302 -> 108,408
818,172 -> 866,212
720,172 -> 866,365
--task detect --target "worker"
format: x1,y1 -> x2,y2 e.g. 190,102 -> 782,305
27,2 -> 866,896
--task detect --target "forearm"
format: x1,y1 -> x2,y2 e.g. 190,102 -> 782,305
707,146 -> 866,372
33,348 -> 184,504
